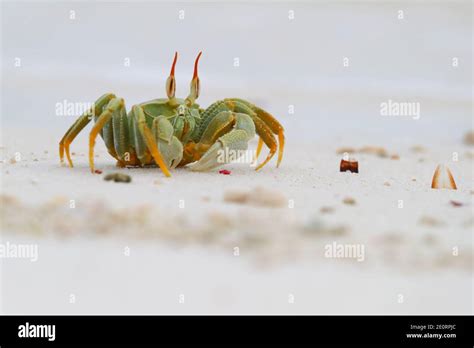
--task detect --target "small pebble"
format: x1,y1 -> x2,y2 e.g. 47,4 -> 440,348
450,200 -> 463,207
342,197 -> 356,205
94,169 -> 103,174
419,215 -> 444,227
104,173 -> 131,183
410,145 -> 426,153
463,130 -> 474,145
383,181 -> 391,186
320,206 -> 335,214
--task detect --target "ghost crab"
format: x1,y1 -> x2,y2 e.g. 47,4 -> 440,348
59,52 -> 285,177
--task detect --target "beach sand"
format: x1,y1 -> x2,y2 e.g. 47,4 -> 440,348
1,127 -> 472,314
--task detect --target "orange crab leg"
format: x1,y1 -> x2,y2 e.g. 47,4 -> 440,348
255,138 -> 264,161
220,98 -> 285,169
132,105 -> 171,177
89,110 -> 113,173
253,118 -> 278,171
276,131 -> 284,167
249,105 -> 285,167
59,93 -> 115,167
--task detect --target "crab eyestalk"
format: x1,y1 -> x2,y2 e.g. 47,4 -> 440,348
185,52 -> 202,106
166,52 -> 178,102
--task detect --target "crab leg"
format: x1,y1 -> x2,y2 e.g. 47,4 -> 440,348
110,98 -> 131,163
151,116 -> 183,169
188,111 -> 255,171
88,97 -> 124,173
252,137 -> 264,167
59,93 -> 115,167
255,138 -> 264,160
226,98 -> 285,168
130,105 -> 171,177
199,99 -> 284,170
194,101 -> 232,141
244,101 -> 285,167
252,117 -> 278,171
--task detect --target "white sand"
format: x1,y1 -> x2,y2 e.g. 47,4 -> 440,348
1,128 -> 472,314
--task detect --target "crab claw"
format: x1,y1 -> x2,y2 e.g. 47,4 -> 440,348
188,111 -> 255,171
159,137 -> 183,169
152,116 -> 183,169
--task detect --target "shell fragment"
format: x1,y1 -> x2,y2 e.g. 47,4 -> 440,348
431,164 -> 457,190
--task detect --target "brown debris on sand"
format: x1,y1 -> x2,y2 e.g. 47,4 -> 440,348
342,197 -> 356,205
359,146 -> 388,158
224,187 -> 286,208
340,159 -> 358,173
320,206 -> 335,214
450,200 -> 463,207
336,146 -> 400,158
410,145 -> 426,153
463,131 -> 474,145
418,216 -> 445,227
336,147 -> 356,155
